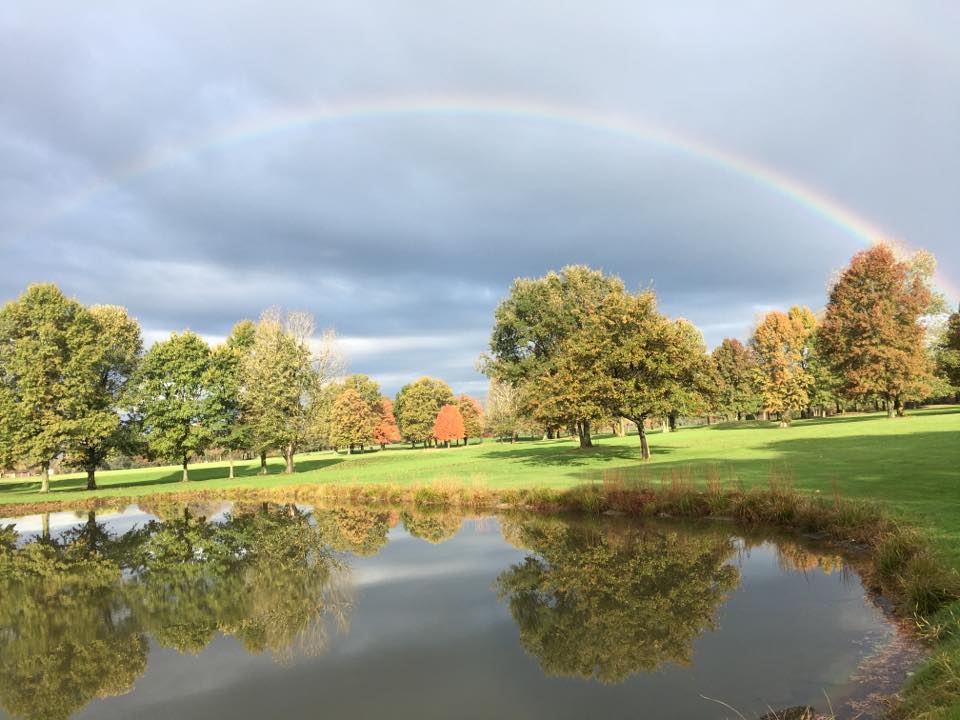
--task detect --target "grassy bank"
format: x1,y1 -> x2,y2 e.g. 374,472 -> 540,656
3,406 -> 958,554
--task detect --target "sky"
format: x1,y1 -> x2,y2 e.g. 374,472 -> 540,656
1,2 -> 958,396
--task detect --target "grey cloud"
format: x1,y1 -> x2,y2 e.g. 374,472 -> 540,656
1,1 -> 958,396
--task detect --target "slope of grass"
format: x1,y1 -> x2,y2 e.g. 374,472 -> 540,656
2,406 -> 958,551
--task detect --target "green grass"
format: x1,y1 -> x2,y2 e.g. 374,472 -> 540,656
3,406 -> 958,553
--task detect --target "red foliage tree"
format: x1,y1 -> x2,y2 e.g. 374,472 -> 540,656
374,397 -> 402,448
433,404 -> 465,447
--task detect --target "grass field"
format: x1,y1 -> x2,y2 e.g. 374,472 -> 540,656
3,406 -> 959,553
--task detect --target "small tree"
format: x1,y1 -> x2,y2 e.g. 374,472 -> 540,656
485,379 -> 523,442
129,331 -> 213,481
458,394 -> 484,445
751,306 -> 816,426
433,405 -> 465,447
395,377 -> 454,447
373,397 -> 402,449
330,388 -> 377,453
711,338 -> 760,421
934,305 -> 960,393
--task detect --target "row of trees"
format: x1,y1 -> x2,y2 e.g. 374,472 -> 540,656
0,285 -> 488,489
484,244 -> 952,454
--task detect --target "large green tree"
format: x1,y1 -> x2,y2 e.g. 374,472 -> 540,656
818,244 -> 939,417
934,305 -> 960,393
64,305 -> 143,490
395,377 -> 454,446
486,266 -> 628,448
0,284 -> 104,492
242,309 -> 337,473
129,331 -> 213,481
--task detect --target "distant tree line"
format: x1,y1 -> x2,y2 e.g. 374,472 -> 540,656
0,243 -> 957,486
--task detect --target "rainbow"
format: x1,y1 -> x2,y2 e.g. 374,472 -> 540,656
12,95 -> 957,302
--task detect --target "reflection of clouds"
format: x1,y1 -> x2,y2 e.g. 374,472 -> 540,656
0,505 -> 158,541
353,560 -> 483,587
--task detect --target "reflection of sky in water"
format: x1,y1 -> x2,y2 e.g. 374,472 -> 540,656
0,510 -> 899,720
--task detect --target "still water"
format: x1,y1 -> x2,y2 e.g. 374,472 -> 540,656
0,501 -> 906,720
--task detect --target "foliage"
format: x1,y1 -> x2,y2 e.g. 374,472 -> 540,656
495,518 -> 739,682
934,305 -> 960,392
330,388 -> 377,451
373,397 -> 402,447
0,284 -> 107,491
457,394 -> 483,442
751,306 -> 817,423
395,377 -> 454,445
818,244 -> 937,415
128,330 -> 214,479
712,338 -> 761,419
485,266 -> 628,447
433,404 -> 465,445
205,320 -> 256,466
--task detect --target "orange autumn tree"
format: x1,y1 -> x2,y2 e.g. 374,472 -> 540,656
457,394 -> 484,445
750,306 -> 816,426
818,244 -> 937,417
374,396 -> 402,448
433,405 -> 465,447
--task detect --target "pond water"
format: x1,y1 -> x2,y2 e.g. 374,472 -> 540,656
0,501 -> 910,720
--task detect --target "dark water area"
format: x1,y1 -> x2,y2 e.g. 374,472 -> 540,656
0,501 -> 913,720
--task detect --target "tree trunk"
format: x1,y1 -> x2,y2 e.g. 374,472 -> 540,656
260,450 -> 268,475
636,419 -> 651,460
182,457 -> 189,482
736,410 -> 742,422
228,452 -> 235,480
894,396 -> 904,417
39,462 -> 50,493
86,468 -> 97,490
887,397 -> 895,418
576,420 -> 593,448
41,513 -> 50,539
285,443 -> 294,473
668,413 -> 677,432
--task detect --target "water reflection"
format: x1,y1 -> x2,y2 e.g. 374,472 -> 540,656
0,505 -> 350,720
496,516 -> 741,682
0,504 -> 895,720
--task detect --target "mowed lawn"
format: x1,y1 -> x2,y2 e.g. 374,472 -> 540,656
3,406 -> 958,555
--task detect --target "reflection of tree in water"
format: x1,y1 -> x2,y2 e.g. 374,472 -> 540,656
314,507 -> 391,556
0,505 -> 351,719
401,508 -> 464,544
0,532 -> 146,720
495,517 -> 741,683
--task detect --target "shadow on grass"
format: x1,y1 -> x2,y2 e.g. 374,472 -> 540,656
0,456 -> 346,498
491,440 -> 677,467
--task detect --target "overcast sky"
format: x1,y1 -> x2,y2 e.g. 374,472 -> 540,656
2,1 -> 958,396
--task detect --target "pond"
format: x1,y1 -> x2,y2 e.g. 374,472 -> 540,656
0,501 -> 915,720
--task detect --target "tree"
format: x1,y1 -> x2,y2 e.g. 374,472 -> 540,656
711,338 -> 760,421
580,288 -> 674,459
433,404 -> 465,447
660,319 -> 718,430
395,377 -> 454,446
64,305 -> 143,490
486,266 -> 628,448
818,244 -> 938,417
485,379 -> 524,442
129,331 -> 213,481
373,397 -> 402,448
934,305 -> 960,393
329,388 -> 377,453
457,394 -> 484,445
0,284 -> 104,492
205,320 -> 255,479
750,306 -> 816,425
242,309 -> 338,473
495,517 -> 739,682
